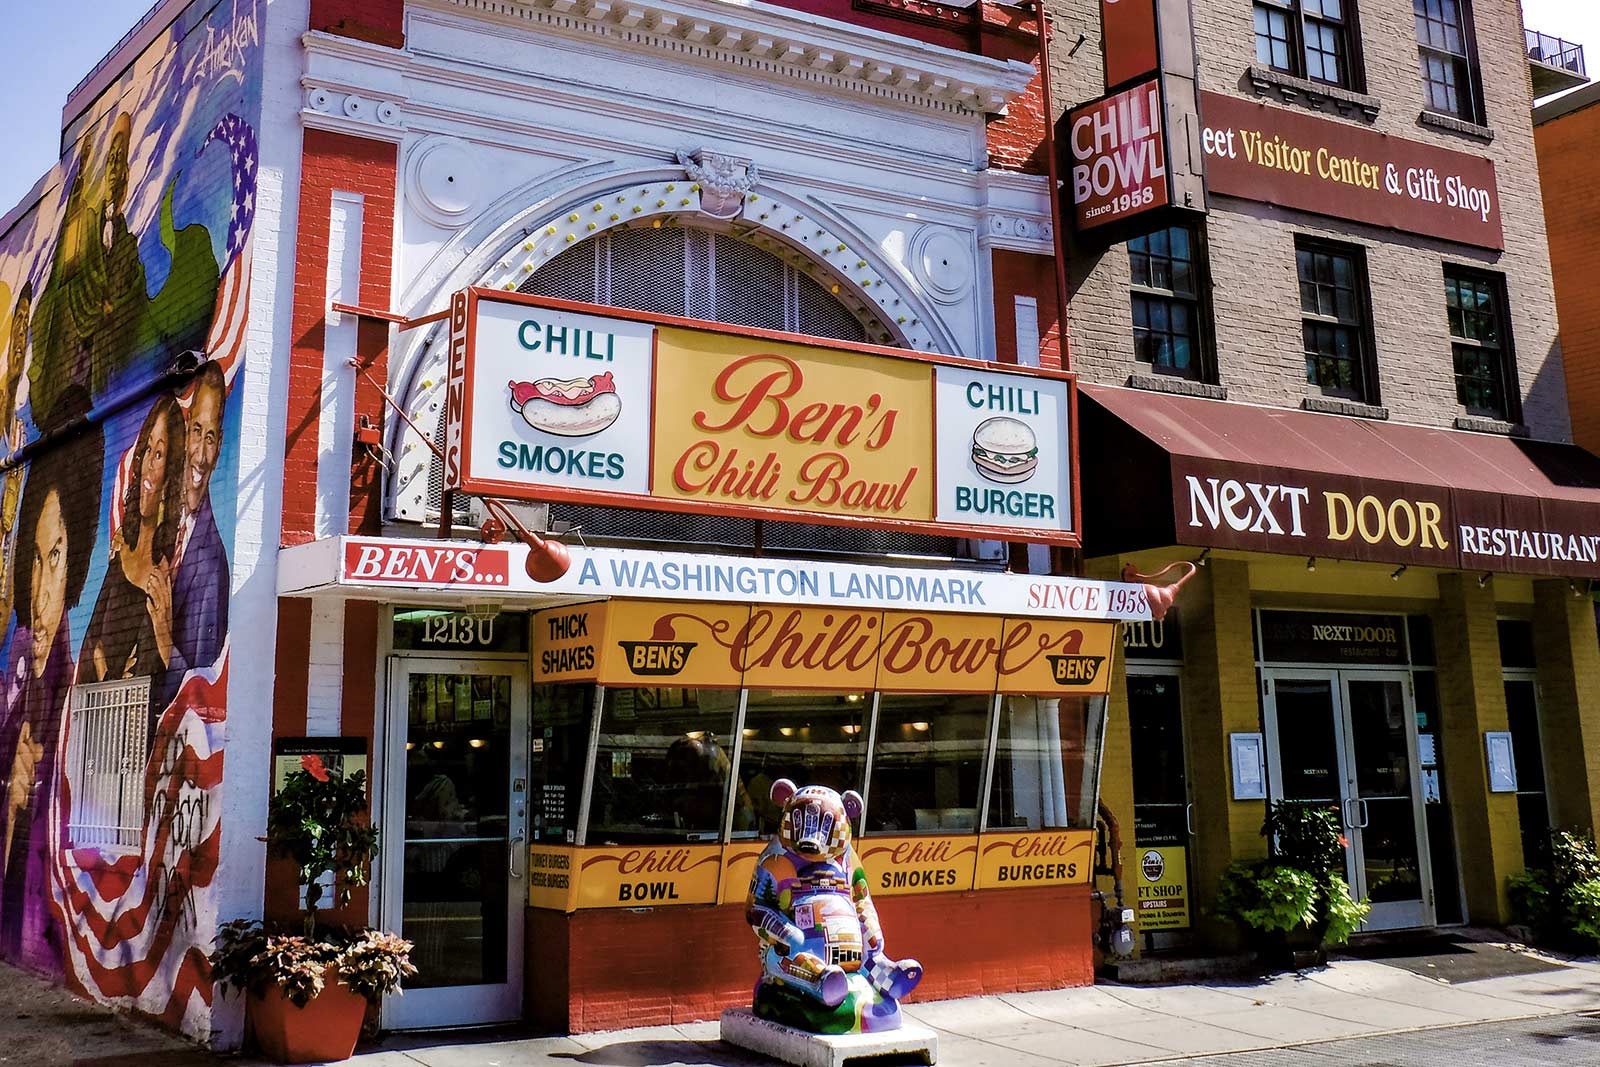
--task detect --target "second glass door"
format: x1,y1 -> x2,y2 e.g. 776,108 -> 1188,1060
1263,670 -> 1432,931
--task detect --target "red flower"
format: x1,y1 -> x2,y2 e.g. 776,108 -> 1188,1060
301,753 -> 331,782
1337,834 -> 1349,848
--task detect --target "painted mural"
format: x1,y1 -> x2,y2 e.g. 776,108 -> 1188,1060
0,0 -> 260,1036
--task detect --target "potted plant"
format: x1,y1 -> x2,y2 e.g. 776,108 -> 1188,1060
1213,800 -> 1371,967
211,756 -> 416,1063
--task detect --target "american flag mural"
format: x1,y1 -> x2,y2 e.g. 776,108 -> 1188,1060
0,0 -> 262,1040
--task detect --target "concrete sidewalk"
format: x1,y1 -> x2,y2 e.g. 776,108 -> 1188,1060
351,938 -> 1600,1067
1,935 -> 1597,1065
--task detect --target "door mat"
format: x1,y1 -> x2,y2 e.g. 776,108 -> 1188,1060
1338,932 -> 1568,983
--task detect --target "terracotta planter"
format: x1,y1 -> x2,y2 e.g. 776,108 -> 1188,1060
249,969 -> 367,1064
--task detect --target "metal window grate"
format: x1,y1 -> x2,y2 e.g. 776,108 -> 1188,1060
65,677 -> 152,850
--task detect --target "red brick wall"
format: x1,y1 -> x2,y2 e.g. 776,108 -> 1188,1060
310,0 -> 405,46
282,130 -> 397,545
993,249 -> 1063,370
537,885 -> 1093,1032
980,4 -> 1046,174
268,128 -> 396,923
1538,102 -> 1600,454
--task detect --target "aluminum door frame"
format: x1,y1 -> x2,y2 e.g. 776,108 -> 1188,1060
379,656 -> 530,1030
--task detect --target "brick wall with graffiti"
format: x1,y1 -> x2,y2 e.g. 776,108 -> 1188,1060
0,0 -> 260,1035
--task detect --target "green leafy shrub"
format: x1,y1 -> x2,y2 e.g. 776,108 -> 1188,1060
1511,831 -> 1600,951
1213,801 -> 1371,951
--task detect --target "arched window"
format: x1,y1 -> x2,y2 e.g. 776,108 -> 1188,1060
430,222 -> 958,559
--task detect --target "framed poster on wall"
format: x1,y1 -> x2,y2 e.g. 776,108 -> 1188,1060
1230,732 -> 1266,800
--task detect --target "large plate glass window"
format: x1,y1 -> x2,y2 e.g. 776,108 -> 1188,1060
736,690 -> 870,837
987,694 -> 1107,830
866,693 -> 991,834
584,687 -> 742,844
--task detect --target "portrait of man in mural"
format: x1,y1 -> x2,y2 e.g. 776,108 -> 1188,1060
79,395 -> 186,718
29,115 -> 146,432
0,390 -> 103,971
171,361 -> 228,674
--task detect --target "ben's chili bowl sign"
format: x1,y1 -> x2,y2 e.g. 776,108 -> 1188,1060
444,289 -> 1078,545
1068,77 -> 1171,231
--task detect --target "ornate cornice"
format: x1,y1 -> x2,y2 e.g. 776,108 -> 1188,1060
428,0 -> 1034,115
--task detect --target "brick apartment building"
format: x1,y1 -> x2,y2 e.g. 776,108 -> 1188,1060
1,0 -> 1599,1050
1061,0 -> 1600,952
1537,81 -> 1600,454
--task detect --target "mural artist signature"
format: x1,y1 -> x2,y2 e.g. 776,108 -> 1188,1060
185,0 -> 260,88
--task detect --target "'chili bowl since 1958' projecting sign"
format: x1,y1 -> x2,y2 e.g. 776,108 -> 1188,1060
444,289 -> 1080,545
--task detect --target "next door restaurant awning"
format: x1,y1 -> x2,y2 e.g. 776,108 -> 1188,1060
1080,384 -> 1600,579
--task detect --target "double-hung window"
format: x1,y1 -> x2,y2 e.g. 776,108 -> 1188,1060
1445,267 -> 1516,420
1130,225 -> 1207,380
1254,0 -> 1358,90
1415,0 -> 1482,123
1297,240 -> 1375,402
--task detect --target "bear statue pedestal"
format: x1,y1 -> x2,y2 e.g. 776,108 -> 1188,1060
720,1007 -> 938,1067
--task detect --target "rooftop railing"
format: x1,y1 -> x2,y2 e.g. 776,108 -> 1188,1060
1527,28 -> 1587,79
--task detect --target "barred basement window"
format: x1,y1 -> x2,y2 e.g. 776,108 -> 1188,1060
65,677 -> 151,850
1445,266 -> 1516,420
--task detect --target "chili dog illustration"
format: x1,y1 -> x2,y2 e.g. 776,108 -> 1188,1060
506,372 -> 621,437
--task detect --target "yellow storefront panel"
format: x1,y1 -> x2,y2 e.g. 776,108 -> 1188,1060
996,619 -> 1117,694
532,603 -> 606,683
596,600 -> 750,688
528,844 -> 578,910
718,842 -> 768,905
574,844 -> 724,908
737,606 -> 883,691
975,830 -> 1094,889
856,834 -> 978,895
876,612 -> 1006,693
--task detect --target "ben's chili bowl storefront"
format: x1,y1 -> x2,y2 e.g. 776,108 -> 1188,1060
275,292 -> 1156,1033
276,539 -> 1152,1032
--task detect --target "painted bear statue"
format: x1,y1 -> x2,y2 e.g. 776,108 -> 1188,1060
744,779 -> 924,1033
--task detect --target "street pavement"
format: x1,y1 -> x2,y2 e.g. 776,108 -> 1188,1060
1,934 -> 1597,1065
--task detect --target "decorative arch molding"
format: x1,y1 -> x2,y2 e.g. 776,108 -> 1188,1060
386,157 -> 959,523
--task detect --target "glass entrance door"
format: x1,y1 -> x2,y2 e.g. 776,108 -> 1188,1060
1262,671 -> 1432,931
1341,674 -> 1430,930
381,658 -> 529,1029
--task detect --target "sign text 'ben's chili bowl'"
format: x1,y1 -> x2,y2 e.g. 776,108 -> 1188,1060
444,289 -> 1078,544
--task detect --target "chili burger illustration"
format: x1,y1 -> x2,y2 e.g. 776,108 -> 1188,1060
970,416 -> 1039,484
507,372 -> 622,437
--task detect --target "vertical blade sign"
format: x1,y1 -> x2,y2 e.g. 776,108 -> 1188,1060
1068,78 -> 1171,231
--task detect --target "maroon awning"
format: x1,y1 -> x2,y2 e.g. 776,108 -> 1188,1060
1080,384 -> 1600,578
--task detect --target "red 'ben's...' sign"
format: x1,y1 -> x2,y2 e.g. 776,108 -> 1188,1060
1101,0 -> 1159,88
1199,91 -> 1503,251
1069,79 -> 1171,231
343,542 -> 512,587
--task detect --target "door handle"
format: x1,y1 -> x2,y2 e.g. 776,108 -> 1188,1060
508,832 -> 526,879
1355,798 -> 1370,828
1341,798 -> 1356,828
1185,803 -> 1195,837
